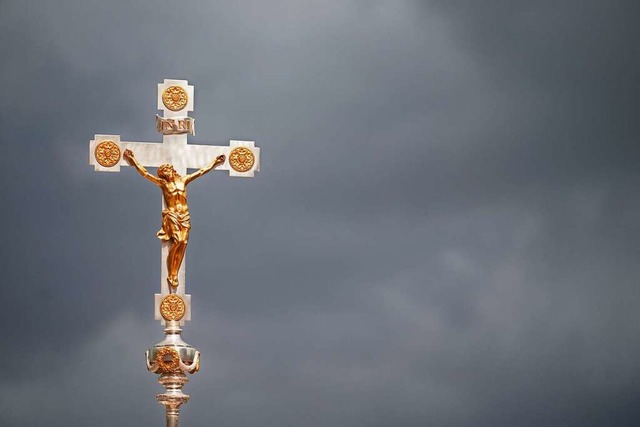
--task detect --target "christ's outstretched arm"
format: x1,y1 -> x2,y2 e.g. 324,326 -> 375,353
123,149 -> 163,186
184,154 -> 226,184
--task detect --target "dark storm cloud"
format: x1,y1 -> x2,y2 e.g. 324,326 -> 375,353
1,1 -> 639,426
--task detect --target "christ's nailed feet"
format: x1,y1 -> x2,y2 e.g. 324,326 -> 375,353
167,276 -> 179,291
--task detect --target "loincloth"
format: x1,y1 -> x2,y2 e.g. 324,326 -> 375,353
157,210 -> 191,241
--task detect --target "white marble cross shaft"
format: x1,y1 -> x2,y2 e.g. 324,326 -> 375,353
89,79 -> 260,324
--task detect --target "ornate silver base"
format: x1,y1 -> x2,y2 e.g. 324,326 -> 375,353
146,321 -> 200,427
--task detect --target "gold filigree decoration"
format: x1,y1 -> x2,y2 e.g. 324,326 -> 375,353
229,147 -> 255,172
160,294 -> 186,321
94,141 -> 121,167
162,85 -> 188,111
156,347 -> 180,372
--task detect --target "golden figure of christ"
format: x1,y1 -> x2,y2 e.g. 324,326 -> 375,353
123,148 -> 226,291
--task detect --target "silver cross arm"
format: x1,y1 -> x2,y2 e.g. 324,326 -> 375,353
90,135 -> 260,177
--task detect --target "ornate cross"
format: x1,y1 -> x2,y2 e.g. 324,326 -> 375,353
90,78 -> 260,322
88,78 -> 260,425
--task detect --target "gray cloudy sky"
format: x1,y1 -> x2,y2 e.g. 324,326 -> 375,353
1,1 -> 639,426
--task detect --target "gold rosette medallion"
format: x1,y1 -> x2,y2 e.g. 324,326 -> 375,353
155,347 -> 181,373
162,85 -> 189,111
160,294 -> 186,321
229,147 -> 255,172
94,141 -> 121,167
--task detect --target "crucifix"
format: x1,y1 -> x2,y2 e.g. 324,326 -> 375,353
89,78 -> 260,426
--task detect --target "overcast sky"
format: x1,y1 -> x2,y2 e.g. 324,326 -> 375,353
1,1 -> 639,426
